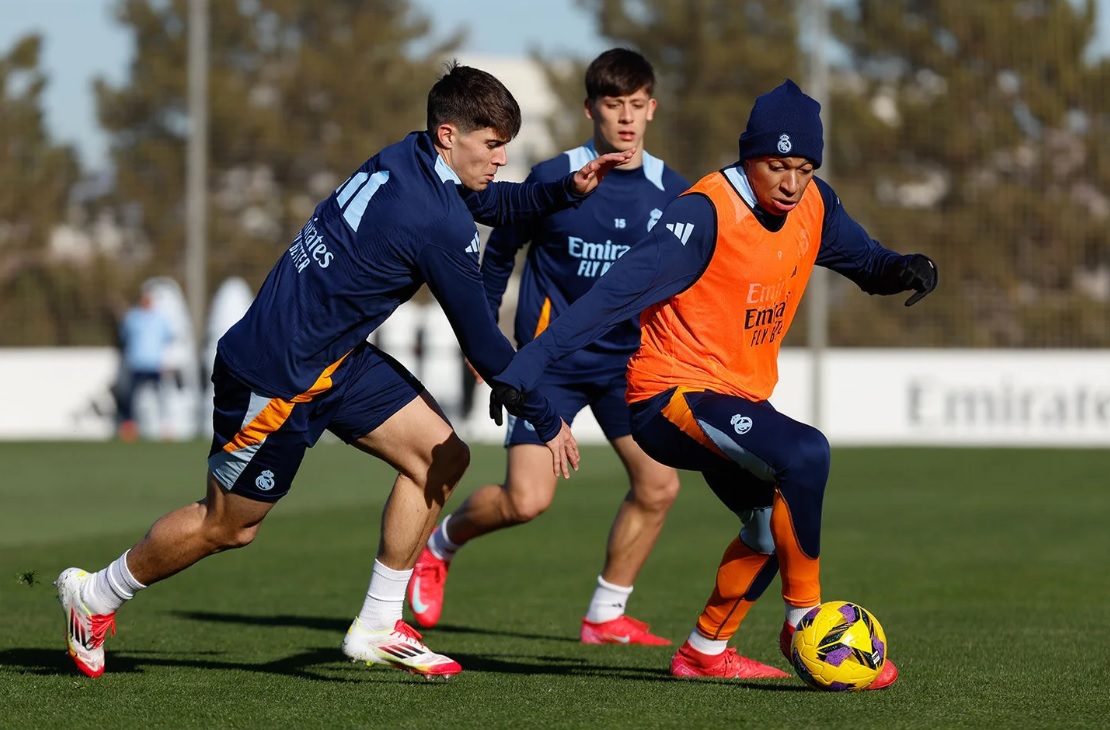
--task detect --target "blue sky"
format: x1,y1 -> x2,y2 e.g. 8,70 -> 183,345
2,0 -> 1107,171
0,0 -> 606,170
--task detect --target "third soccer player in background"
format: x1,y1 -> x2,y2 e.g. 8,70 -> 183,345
408,48 -> 689,645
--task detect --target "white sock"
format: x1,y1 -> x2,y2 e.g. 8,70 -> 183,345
356,560 -> 412,631
786,603 -> 818,629
428,514 -> 463,562
84,550 -> 146,614
686,630 -> 728,656
585,575 -> 633,623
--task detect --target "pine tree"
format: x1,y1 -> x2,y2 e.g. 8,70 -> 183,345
96,0 -> 458,301
827,0 -> 1110,346
0,34 -> 96,345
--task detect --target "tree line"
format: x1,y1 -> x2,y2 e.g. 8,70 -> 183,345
2,0 -> 1107,348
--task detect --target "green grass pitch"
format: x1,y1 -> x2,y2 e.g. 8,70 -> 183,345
1,441 -> 1108,728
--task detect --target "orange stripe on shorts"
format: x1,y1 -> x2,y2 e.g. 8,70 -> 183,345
224,352 -> 350,452
660,387 -> 727,458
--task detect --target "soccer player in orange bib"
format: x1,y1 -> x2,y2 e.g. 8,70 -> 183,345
488,79 -> 937,686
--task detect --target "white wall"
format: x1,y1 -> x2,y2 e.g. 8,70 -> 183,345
772,349 -> 1110,447
3,328 -> 1108,447
0,348 -> 119,440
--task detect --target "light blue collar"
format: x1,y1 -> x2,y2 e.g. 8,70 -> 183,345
722,164 -> 757,208
565,140 -> 668,191
435,154 -> 462,184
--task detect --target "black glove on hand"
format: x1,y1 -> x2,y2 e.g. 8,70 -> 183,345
489,382 -> 526,426
899,254 -> 938,307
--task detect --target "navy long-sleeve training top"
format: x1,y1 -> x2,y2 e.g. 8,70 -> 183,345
218,131 -> 586,440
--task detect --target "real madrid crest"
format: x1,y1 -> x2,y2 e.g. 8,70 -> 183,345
777,133 -> 792,154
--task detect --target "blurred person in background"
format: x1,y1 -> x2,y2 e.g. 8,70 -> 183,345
409,49 -> 688,646
115,288 -> 174,442
55,61 -> 633,681
488,79 -> 937,685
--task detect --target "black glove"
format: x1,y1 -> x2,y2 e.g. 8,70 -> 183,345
489,382 -> 526,426
899,254 -> 938,307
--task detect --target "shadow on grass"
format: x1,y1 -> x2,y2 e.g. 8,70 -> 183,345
170,611 -> 804,688
415,621 -> 579,643
175,610 -> 348,633
6,611 -> 801,688
174,611 -> 578,643
0,646 -> 804,690
0,643 -> 368,678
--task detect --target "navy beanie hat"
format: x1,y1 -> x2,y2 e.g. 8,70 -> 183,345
738,79 -> 823,167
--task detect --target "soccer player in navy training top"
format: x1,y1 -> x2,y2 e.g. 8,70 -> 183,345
54,62 -> 633,680
408,49 -> 689,646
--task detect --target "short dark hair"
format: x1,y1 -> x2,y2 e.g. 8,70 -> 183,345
585,48 -> 655,100
426,60 -> 522,140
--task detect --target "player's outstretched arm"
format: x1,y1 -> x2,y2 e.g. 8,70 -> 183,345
570,149 -> 635,195
460,154 -> 628,227
418,241 -> 563,441
493,194 -> 716,396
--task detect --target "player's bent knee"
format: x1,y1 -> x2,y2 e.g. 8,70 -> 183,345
631,473 -> 681,512
507,498 -> 549,524
206,521 -> 262,551
419,434 -> 471,500
788,428 -> 831,481
441,435 -> 471,481
228,524 -> 262,549
199,486 -> 271,551
740,507 -> 775,554
505,488 -> 553,524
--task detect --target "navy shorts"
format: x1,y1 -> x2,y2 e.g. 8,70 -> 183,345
207,343 -> 423,502
631,387 -> 832,559
629,387 -> 828,519
505,365 -> 632,446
